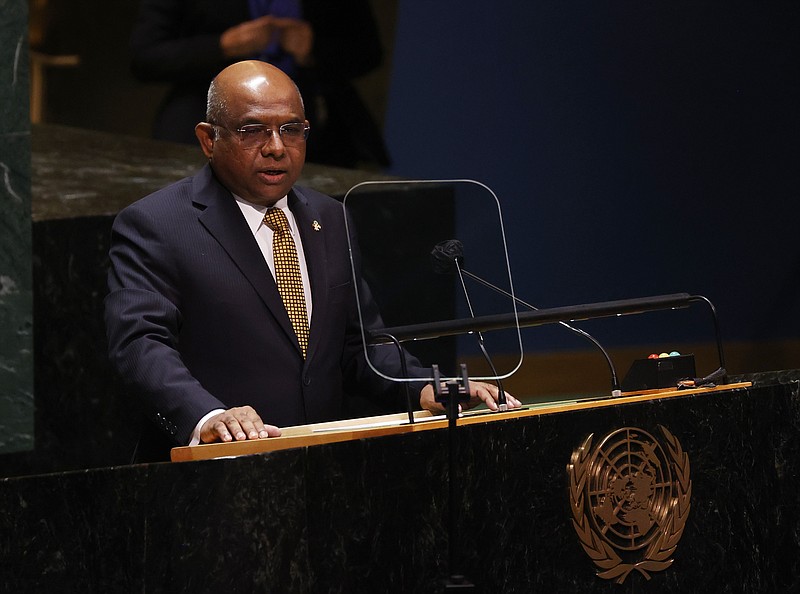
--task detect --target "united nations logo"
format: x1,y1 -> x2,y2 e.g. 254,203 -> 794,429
567,426 -> 691,584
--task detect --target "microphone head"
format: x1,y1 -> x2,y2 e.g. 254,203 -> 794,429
430,239 -> 464,274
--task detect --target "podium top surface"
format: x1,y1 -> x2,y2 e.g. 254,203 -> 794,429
171,382 -> 750,462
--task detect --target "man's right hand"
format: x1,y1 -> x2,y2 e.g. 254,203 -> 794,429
199,405 -> 282,443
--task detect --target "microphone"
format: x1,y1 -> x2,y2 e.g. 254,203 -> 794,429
431,240 -> 623,398
430,239 -> 464,274
431,240 -> 509,410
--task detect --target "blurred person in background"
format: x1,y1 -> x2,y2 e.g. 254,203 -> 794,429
130,0 -> 391,169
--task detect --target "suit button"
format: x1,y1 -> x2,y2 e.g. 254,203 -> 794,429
303,375 -> 311,386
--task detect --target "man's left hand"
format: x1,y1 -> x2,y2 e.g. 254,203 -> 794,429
419,381 -> 521,414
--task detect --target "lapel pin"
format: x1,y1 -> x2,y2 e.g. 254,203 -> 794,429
312,220 -> 322,232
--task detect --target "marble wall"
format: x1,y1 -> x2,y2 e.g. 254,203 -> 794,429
0,0 -> 33,454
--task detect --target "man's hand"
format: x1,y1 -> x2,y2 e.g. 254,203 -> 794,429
273,17 -> 314,66
220,16 -> 276,58
219,16 -> 314,66
419,381 -> 522,414
199,406 -> 282,444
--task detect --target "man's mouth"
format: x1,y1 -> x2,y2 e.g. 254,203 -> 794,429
259,169 -> 286,181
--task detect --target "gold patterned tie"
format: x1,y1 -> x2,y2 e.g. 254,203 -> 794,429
263,208 -> 309,358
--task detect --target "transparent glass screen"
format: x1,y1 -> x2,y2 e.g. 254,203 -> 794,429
342,179 -> 523,383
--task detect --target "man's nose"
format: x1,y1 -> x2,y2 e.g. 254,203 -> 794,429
260,129 -> 285,156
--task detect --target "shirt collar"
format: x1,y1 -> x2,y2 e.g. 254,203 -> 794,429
233,194 -> 291,235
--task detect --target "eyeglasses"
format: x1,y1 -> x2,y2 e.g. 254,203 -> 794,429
213,122 -> 310,149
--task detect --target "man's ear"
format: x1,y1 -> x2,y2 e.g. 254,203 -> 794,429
195,122 -> 216,159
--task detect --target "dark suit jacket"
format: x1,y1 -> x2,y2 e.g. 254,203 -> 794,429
105,165 -> 415,451
129,0 -> 390,167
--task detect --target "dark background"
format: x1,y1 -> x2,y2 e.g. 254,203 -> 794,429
384,1 -> 799,356
35,0 -> 800,359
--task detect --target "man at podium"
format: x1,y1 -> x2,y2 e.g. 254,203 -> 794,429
104,60 -> 519,460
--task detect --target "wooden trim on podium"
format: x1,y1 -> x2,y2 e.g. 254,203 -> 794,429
170,382 -> 750,462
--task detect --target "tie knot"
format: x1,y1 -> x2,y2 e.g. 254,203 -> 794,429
263,208 -> 289,233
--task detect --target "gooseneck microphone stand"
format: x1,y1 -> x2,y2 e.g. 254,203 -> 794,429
457,267 -> 622,397
431,239 -> 621,397
452,258 -> 509,410
370,332 -> 416,425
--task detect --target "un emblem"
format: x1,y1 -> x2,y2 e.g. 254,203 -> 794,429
567,426 -> 692,584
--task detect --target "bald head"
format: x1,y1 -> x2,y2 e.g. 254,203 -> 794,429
206,60 -> 304,125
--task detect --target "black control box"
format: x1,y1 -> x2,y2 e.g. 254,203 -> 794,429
621,354 -> 696,392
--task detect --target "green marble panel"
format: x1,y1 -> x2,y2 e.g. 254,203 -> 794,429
0,0 -> 33,454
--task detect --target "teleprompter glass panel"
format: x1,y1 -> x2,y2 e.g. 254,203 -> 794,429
343,179 -> 523,384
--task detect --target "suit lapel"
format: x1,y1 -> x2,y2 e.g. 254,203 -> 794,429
192,166 -> 299,352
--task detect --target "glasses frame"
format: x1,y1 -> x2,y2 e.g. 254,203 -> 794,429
212,121 -> 311,148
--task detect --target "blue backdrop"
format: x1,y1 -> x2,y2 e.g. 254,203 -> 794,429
383,1 -> 800,351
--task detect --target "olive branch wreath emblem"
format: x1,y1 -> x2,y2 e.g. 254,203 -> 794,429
567,425 -> 692,584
